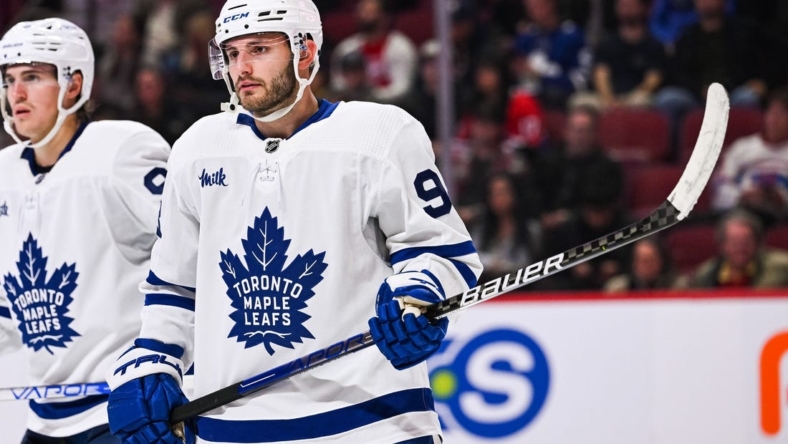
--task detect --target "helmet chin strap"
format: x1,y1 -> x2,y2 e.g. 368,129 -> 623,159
249,76 -> 309,123
223,52 -> 319,123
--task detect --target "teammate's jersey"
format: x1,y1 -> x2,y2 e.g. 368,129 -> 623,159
0,121 -> 170,437
141,100 -> 481,444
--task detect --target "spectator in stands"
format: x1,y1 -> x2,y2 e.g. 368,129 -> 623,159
472,173 -> 540,284
401,40 -> 440,139
130,67 -> 186,145
168,11 -> 227,122
655,0 -> 769,120
455,104 -> 509,222
538,163 -> 631,290
503,90 -> 547,156
533,105 -> 623,231
604,237 -> 677,291
459,57 -> 509,122
649,0 -> 699,47
331,50 -> 374,103
713,88 -> 788,225
685,209 -> 788,288
330,0 -> 417,104
96,14 -> 142,115
132,0 -> 209,69
572,0 -> 665,110
514,0 -> 589,109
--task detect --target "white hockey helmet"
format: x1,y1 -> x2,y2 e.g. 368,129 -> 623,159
210,0 -> 323,122
0,18 -> 94,147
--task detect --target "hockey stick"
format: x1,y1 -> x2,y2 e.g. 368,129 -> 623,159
169,83 -> 729,425
0,382 -> 110,401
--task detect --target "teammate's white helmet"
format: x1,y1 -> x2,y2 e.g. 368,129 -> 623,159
211,0 -> 323,122
0,18 -> 94,147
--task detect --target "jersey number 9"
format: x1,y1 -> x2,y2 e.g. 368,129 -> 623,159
414,169 -> 452,218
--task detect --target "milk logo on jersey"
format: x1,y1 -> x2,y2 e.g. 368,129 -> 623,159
221,207 -> 327,354
429,328 -> 550,439
0,201 -> 7,217
2,234 -> 80,354
200,167 -> 229,187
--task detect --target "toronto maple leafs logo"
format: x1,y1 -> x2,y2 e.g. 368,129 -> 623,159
220,208 -> 327,354
3,234 -> 80,354
0,201 -> 8,217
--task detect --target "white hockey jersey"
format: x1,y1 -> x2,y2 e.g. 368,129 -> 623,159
140,100 -> 481,444
0,121 -> 170,437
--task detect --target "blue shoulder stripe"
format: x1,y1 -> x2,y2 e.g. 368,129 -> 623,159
195,388 -> 434,442
0,306 -> 11,319
146,271 -> 196,293
135,338 -> 185,359
29,394 -> 107,420
145,294 -> 195,311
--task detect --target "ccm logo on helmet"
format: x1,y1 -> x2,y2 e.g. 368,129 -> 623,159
223,12 -> 250,23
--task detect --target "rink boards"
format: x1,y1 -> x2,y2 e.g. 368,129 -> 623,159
1,289 -> 787,443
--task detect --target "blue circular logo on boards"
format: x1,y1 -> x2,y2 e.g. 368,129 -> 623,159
429,329 -> 550,438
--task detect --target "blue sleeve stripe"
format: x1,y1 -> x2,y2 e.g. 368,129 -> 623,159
0,306 -> 11,319
146,271 -> 196,293
195,388 -> 433,442
390,241 -> 477,265
145,294 -> 195,312
448,259 -> 478,288
134,338 -> 185,359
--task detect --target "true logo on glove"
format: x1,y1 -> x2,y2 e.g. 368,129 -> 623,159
113,354 -> 183,378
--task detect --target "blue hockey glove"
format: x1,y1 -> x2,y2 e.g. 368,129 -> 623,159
106,340 -> 193,444
368,271 -> 449,370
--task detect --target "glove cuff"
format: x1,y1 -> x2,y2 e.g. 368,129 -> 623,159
106,347 -> 184,390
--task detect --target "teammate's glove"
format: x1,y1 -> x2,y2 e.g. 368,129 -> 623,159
368,271 -> 449,370
106,340 -> 194,444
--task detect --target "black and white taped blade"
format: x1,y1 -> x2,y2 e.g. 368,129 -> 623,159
668,82 -> 729,219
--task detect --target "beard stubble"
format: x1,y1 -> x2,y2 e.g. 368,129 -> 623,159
237,60 -> 298,116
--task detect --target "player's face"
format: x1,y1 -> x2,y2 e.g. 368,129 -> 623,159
225,33 -> 298,116
3,64 -> 60,141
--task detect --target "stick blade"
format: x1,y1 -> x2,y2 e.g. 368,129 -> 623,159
668,82 -> 730,219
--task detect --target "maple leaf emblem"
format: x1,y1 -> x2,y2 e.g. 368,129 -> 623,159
3,234 -> 80,354
220,208 -> 328,355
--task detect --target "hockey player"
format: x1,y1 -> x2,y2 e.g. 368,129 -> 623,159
0,19 -> 170,443
104,0 -> 481,443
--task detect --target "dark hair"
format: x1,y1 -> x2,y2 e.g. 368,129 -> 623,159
479,173 -> 532,253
